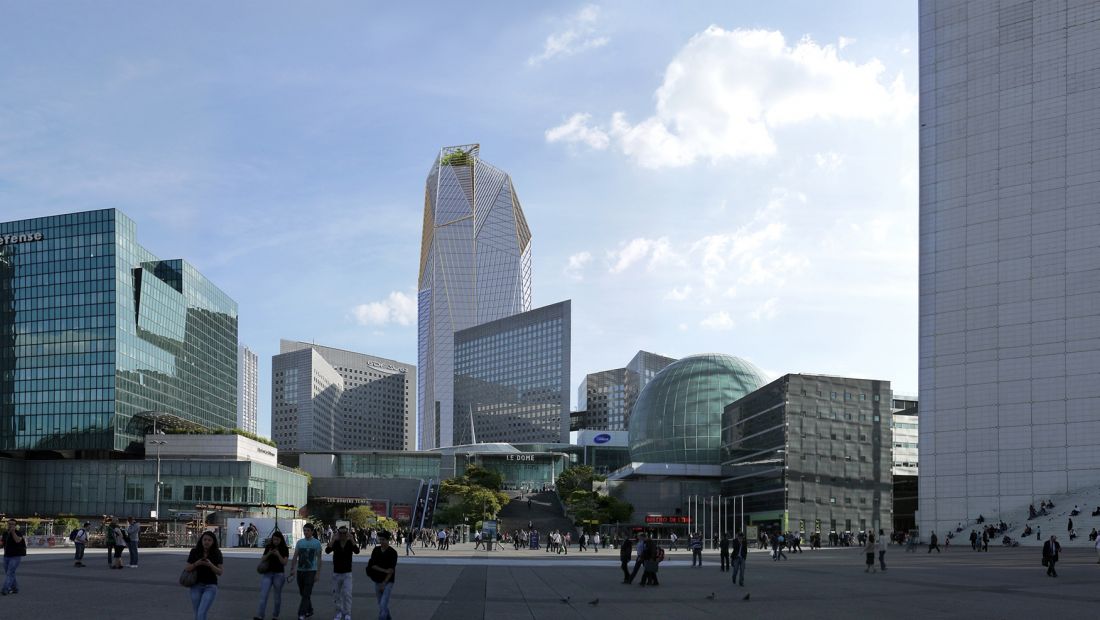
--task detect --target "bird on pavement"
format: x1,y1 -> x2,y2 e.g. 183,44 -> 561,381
706,592 -> 716,600
743,593 -> 751,601
588,599 -> 600,606
560,596 -> 571,604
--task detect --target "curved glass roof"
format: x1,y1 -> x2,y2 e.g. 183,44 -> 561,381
628,353 -> 768,465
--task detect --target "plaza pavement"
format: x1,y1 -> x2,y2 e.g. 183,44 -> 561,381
4,543 -> 1100,619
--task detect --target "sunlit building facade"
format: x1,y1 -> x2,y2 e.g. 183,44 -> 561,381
417,144 -> 533,449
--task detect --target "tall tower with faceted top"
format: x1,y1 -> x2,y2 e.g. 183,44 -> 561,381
417,144 -> 533,449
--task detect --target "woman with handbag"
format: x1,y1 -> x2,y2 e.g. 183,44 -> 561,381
254,530 -> 290,620
183,531 -> 224,620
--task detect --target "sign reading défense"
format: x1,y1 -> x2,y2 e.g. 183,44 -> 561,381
644,515 -> 693,524
0,232 -> 44,246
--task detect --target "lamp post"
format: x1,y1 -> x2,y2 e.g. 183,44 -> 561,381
150,439 -> 167,521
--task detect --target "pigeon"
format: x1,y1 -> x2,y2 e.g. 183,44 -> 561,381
743,593 -> 751,601
559,596 -> 571,604
588,599 -> 600,606
706,592 -> 717,600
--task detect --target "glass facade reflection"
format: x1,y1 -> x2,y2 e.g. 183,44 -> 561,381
453,301 -> 570,445
721,374 -> 893,533
418,144 -> 533,449
628,354 -> 767,465
576,350 -> 676,431
0,209 -> 238,454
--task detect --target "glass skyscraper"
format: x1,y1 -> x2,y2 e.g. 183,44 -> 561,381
453,301 -> 570,445
418,144 -> 533,449
237,343 -> 259,434
0,209 -> 238,454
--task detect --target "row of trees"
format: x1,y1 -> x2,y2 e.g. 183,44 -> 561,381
556,465 -> 633,525
435,465 -> 510,526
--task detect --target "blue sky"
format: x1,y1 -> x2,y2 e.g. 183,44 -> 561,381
0,1 -> 919,436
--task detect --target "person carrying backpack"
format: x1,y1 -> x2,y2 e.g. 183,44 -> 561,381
72,522 -> 89,567
1,519 -> 26,595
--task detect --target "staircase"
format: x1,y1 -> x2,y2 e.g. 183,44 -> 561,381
497,491 -> 575,536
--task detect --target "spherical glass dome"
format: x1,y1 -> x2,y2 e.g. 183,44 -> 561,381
628,354 -> 768,465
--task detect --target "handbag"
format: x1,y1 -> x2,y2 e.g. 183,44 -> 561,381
256,558 -> 270,574
1041,557 -> 1048,567
179,568 -> 198,587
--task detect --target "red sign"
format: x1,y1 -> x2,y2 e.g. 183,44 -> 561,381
644,515 -> 693,524
391,505 -> 412,522
370,500 -> 388,516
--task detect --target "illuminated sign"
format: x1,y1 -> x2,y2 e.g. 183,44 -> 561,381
644,515 -> 693,524
506,454 -> 536,462
593,433 -> 612,444
0,232 -> 44,246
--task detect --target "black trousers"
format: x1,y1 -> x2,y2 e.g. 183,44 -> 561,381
620,560 -> 630,582
720,551 -> 730,570
1046,558 -> 1058,576
628,559 -> 644,583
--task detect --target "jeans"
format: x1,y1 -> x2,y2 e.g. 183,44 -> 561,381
375,581 -> 394,620
692,549 -> 702,566
2,556 -> 21,592
878,550 -> 886,570
128,540 -> 139,566
731,556 -> 745,585
74,543 -> 85,561
332,572 -> 353,615
256,572 -> 284,619
297,570 -> 317,617
628,559 -> 644,583
189,583 -> 217,620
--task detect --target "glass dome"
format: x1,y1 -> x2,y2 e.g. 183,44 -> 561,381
628,354 -> 768,465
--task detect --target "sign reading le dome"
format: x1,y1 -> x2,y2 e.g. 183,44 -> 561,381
0,232 -> 44,246
593,433 -> 612,444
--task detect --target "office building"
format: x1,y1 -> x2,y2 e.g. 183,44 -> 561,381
722,374 -> 893,533
0,208 -> 238,454
418,144 -> 533,449
576,350 -> 676,432
919,1 -> 1100,534
452,301 -> 570,445
237,344 -> 259,434
892,395 -> 918,530
272,340 -> 415,453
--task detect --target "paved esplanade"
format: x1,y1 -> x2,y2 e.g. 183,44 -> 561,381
6,545 -> 1099,619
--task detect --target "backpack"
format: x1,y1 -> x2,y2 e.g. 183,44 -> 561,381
69,529 -> 79,542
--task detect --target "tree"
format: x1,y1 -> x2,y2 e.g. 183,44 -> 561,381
346,506 -> 380,530
463,464 -> 504,491
556,465 -> 598,496
436,466 -> 510,525
556,466 -> 634,526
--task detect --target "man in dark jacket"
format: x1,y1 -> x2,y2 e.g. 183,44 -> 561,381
1043,535 -> 1061,577
619,536 -> 635,583
730,532 -> 747,586
719,533 -> 730,572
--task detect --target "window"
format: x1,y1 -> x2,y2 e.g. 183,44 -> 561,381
125,481 -> 144,502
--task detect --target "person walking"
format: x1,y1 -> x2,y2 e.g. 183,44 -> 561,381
928,531 -> 941,553
404,529 -> 415,556
719,532 -> 730,572
288,523 -> 324,620
639,540 -> 660,586
1,519 -> 26,596
253,530 -> 289,620
619,536 -> 634,583
325,525 -> 360,620
730,532 -> 747,587
669,532 -> 678,551
877,529 -> 888,571
184,531 -> 223,620
627,534 -> 647,584
592,532 -> 601,553
863,533 -> 877,573
73,522 -> 89,567
366,531 -> 398,620
126,517 -> 140,568
1042,535 -> 1061,578
690,531 -> 703,566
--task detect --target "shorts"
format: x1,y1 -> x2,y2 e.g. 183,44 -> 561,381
114,545 -> 125,559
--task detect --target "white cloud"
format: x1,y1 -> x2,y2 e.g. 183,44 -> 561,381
352,291 -> 416,327
529,5 -> 609,66
664,285 -> 693,301
814,151 -> 844,171
749,297 -> 779,321
607,237 -> 675,273
546,27 -> 915,167
546,113 -> 610,150
564,250 -> 593,279
838,35 -> 856,50
700,311 -> 735,331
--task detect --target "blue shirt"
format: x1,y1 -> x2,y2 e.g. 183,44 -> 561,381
295,538 -> 322,572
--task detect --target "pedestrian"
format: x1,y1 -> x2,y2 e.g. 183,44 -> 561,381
619,536 -> 634,583
669,532 -> 678,551
690,531 -> 703,566
1042,535 -> 1061,578
288,523 -> 324,620
366,531 -> 398,620
238,522 -> 246,547
184,531 -> 223,620
405,529 -> 415,556
107,518 -> 126,569
627,534 -> 646,584
1,519 -> 26,596
592,532 -> 601,553
126,517 -> 140,568
877,529 -> 887,571
863,533 -> 876,573
719,532 -> 730,572
640,540 -> 660,586
325,525 -> 360,620
928,531 -> 940,553
254,530 -> 289,620
730,532 -> 747,587
73,521 -> 89,567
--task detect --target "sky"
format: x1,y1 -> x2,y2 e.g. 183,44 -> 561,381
0,1 -> 919,437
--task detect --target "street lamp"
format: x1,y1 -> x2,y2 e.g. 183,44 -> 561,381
150,439 -> 167,521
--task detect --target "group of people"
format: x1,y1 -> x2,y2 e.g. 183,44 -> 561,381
182,522 -> 399,620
